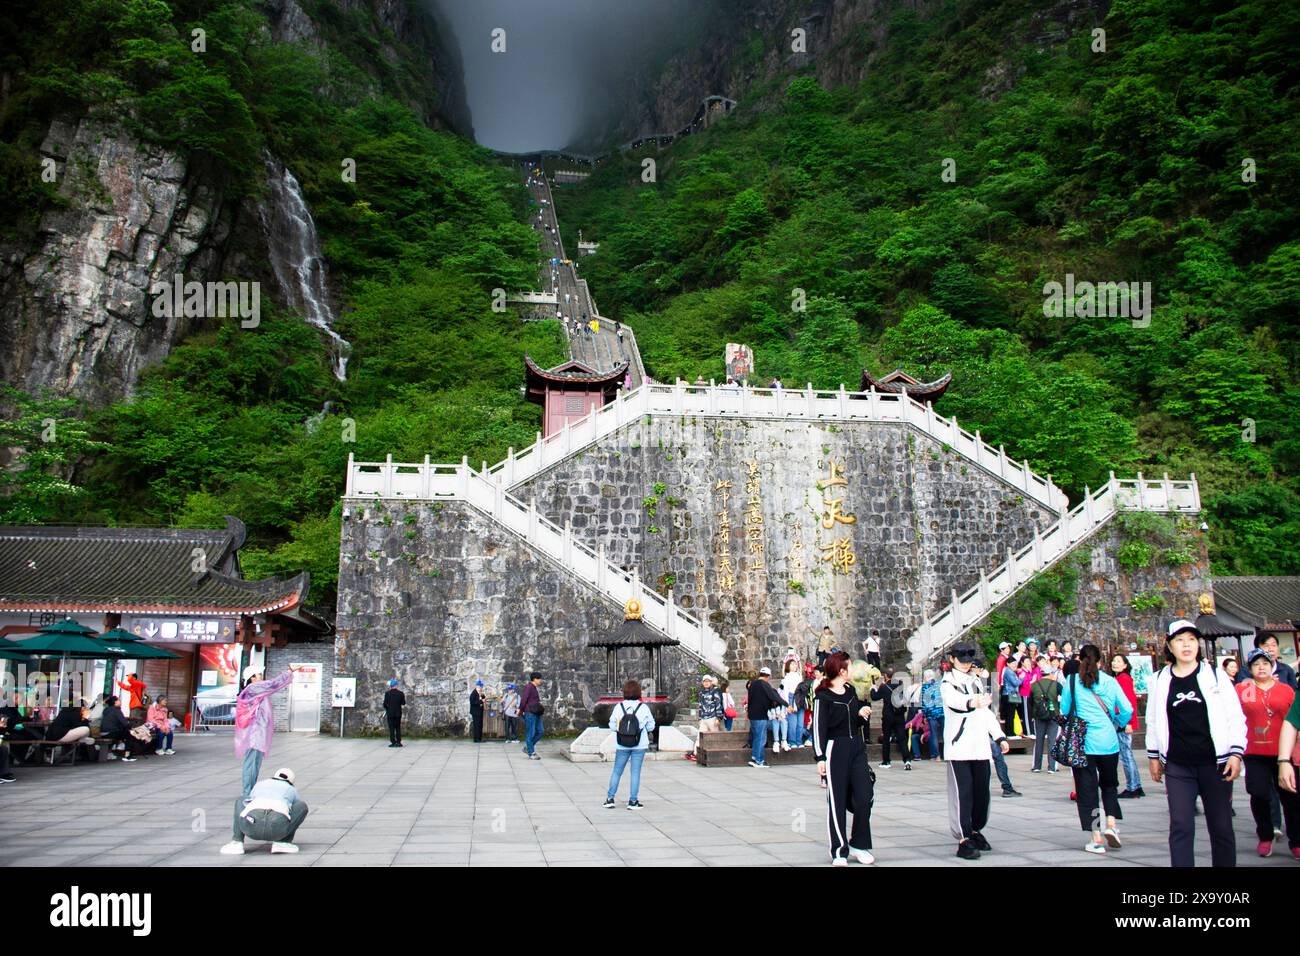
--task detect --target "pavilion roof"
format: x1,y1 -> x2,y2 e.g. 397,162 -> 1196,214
588,616 -> 679,649
1214,577 -> 1300,631
0,518 -> 313,618
859,369 -> 952,400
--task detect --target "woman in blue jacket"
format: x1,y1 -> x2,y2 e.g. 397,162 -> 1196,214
1059,644 -> 1134,855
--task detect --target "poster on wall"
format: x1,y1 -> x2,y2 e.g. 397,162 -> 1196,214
1128,655 -> 1155,694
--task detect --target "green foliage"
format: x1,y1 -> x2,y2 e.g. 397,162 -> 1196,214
0,387 -> 112,523
554,0 -> 1300,575
1132,590 -> 1168,613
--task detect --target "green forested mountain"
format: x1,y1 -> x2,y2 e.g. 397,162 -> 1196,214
1,0 -> 1297,616
556,0 -> 1300,577
1,0 -> 565,605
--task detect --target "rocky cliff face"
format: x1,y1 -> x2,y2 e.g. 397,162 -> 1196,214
0,0 -> 467,408
0,114 -> 261,407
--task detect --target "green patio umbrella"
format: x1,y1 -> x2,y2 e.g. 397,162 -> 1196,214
11,619 -> 129,706
96,627 -> 181,661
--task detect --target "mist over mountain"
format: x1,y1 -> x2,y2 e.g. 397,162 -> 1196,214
427,0 -> 702,153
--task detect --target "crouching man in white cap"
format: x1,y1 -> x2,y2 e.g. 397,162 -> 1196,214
222,767 -> 309,855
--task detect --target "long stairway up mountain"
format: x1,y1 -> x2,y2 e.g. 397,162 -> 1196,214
522,163 -> 646,387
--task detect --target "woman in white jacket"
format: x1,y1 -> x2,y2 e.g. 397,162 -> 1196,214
1146,619 -> 1246,867
942,643 -> 1010,861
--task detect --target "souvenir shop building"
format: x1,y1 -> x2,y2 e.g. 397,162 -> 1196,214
0,518 -> 332,731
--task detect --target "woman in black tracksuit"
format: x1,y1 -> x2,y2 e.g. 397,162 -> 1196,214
813,651 -> 876,865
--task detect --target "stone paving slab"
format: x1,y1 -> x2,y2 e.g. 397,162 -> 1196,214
0,733 -> 1291,868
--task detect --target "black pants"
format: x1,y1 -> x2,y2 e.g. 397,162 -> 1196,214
1244,754 -> 1300,847
0,742 -> 9,774
1165,761 -> 1235,867
867,652 -> 881,669
105,730 -> 147,756
503,715 -> 518,740
999,696 -> 1016,733
387,716 -> 402,745
1072,753 -> 1123,832
880,723 -> 908,764
825,737 -> 874,859
947,759 -> 991,842
471,711 -> 483,742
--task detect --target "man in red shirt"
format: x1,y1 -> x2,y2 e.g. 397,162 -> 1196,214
115,673 -> 147,718
1236,648 -> 1299,858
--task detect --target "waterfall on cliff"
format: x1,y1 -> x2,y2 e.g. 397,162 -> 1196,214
259,154 -> 352,381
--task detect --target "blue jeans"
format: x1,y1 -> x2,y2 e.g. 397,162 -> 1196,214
241,749 -> 264,800
524,713 -> 543,754
927,716 -> 944,758
156,731 -> 174,751
607,747 -> 647,801
723,717 -> 734,731
992,743 -> 1014,792
786,711 -> 803,746
771,715 -> 787,745
750,719 -> 770,764
1116,730 -> 1141,791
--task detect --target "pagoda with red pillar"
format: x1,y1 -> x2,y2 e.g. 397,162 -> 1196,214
524,355 -> 628,437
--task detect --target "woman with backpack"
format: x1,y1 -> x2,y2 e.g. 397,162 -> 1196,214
1058,644 -> 1133,855
813,651 -> 875,865
1146,619 -> 1246,867
604,680 -> 656,810
1030,658 -> 1061,773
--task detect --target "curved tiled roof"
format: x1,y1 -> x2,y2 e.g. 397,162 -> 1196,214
1214,577 -> 1300,630
524,354 -> 628,386
859,369 -> 953,399
0,520 -> 308,615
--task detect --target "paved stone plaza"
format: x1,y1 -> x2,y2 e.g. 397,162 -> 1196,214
0,734 -> 1290,867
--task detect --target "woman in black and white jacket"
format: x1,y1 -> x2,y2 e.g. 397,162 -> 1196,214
1146,619 -> 1247,867
813,651 -> 875,866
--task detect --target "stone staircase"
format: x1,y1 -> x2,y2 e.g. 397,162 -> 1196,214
910,473 -> 1201,667
345,456 -> 727,673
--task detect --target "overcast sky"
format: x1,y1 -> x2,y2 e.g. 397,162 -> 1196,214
429,0 -> 698,153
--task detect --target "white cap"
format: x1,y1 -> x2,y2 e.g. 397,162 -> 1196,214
272,767 -> 295,786
701,674 -> 716,684
242,665 -> 262,682
759,666 -> 772,676
998,642 -> 1011,650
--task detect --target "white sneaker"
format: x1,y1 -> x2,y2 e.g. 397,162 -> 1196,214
219,841 -> 245,855
165,749 -> 175,755
105,753 -> 117,761
848,847 -> 876,865
271,842 -> 299,854
155,750 -> 165,756
1104,827 -> 1122,849
1084,841 -> 1107,855
830,856 -> 849,867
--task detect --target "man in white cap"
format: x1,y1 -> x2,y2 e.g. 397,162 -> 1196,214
688,674 -> 724,762
233,663 -> 302,800
221,767 -> 309,855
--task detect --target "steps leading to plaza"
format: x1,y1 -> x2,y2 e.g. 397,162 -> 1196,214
910,473 -> 1200,666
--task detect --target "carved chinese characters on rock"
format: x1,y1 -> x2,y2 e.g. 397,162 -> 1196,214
743,459 -> 766,574
816,459 -> 857,574
714,478 -> 736,592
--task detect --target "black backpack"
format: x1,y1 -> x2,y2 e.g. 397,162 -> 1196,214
615,703 -> 642,747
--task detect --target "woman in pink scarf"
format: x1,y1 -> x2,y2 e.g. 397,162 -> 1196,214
234,664 -> 301,798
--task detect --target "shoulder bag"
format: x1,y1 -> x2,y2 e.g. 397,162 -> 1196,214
1051,674 -> 1090,768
